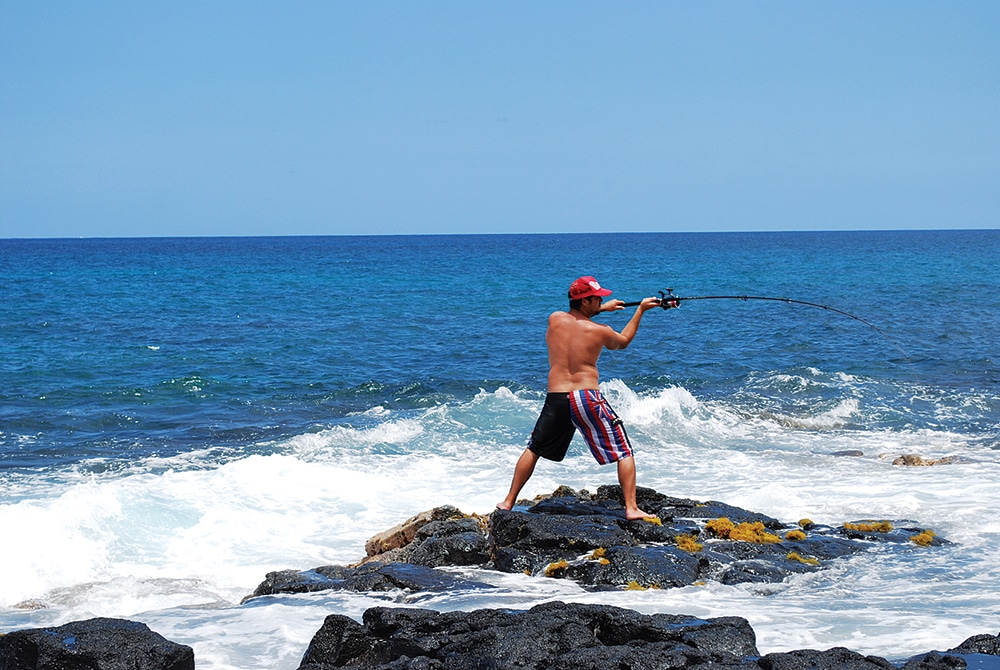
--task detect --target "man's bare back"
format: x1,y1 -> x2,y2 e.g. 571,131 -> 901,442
545,309 -> 613,392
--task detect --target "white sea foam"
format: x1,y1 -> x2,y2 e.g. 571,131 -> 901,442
2,382 -> 998,668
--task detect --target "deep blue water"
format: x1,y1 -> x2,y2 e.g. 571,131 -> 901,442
2,231 -> 997,472
3,231 -> 1000,667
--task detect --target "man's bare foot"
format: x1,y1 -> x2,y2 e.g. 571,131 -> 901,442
495,501 -> 513,511
625,508 -> 659,521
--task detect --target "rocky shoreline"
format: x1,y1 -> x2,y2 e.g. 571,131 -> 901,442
298,603 -> 999,670
3,486 -> 997,669
249,484 -> 948,597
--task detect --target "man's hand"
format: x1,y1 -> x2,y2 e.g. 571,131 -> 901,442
600,299 -> 626,313
639,296 -> 662,311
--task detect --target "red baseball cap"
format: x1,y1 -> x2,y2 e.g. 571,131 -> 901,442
568,276 -> 613,300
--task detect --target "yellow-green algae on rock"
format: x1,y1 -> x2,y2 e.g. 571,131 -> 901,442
587,547 -> 611,565
544,560 -> 569,577
844,520 -> 893,533
786,552 -> 820,566
706,517 -> 781,543
625,580 -> 660,590
675,534 -> 704,552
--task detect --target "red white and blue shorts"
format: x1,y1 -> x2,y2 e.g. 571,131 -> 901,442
526,389 -> 633,465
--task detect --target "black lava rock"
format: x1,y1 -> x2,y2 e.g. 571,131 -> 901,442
0,617 -> 194,670
245,562 -> 494,602
250,485 -> 952,598
949,632 -> 1000,655
298,601 -> 759,670
759,646 -> 895,669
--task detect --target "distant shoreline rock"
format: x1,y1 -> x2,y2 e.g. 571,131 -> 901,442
888,453 -> 958,466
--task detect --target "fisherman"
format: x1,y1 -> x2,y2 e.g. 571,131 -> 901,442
497,276 -> 675,520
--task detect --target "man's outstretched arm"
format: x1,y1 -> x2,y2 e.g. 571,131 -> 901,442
605,296 -> 662,350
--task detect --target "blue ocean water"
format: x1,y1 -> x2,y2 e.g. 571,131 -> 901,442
1,231 -> 999,667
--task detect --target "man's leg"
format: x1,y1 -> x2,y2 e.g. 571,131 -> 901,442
616,456 -> 657,520
497,448 -> 540,510
570,390 -> 655,519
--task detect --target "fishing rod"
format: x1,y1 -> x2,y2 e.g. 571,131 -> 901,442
621,288 -> 915,369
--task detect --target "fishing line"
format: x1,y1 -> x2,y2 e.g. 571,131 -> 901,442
622,288 -> 917,375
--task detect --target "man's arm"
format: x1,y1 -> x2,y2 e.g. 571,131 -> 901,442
605,296 -> 662,350
598,299 -> 625,313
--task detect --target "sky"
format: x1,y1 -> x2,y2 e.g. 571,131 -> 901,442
1,3 -> 998,238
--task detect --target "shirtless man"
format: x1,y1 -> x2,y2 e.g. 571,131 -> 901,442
497,276 -> 675,520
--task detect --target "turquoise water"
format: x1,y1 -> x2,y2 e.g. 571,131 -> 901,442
1,231 -> 998,667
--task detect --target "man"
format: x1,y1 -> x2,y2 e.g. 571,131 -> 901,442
497,276 -> 676,520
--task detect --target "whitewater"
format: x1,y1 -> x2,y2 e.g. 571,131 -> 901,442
2,380 -> 997,667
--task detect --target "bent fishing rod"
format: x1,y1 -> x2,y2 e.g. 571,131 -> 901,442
621,288 -> 915,369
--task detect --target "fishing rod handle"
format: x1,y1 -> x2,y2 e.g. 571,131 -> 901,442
619,298 -> 680,309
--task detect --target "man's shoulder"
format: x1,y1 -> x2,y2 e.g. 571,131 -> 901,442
548,310 -> 577,325
549,310 -> 611,334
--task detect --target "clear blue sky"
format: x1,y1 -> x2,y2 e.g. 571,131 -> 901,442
2,3 -> 998,238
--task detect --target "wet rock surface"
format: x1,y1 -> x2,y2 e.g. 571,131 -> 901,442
244,561 -> 495,602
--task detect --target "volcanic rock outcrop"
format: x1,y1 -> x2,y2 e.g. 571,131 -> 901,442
249,484 -> 946,599
296,602 -> 1000,670
0,617 -> 194,670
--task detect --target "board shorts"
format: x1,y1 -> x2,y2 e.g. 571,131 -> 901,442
526,389 -> 633,465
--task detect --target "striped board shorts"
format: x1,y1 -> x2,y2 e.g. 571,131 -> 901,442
526,389 -> 633,465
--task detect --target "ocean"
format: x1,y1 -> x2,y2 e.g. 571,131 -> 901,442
1,231 -> 998,667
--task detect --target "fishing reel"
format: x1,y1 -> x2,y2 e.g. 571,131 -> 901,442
621,289 -> 682,309
656,288 -> 681,309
